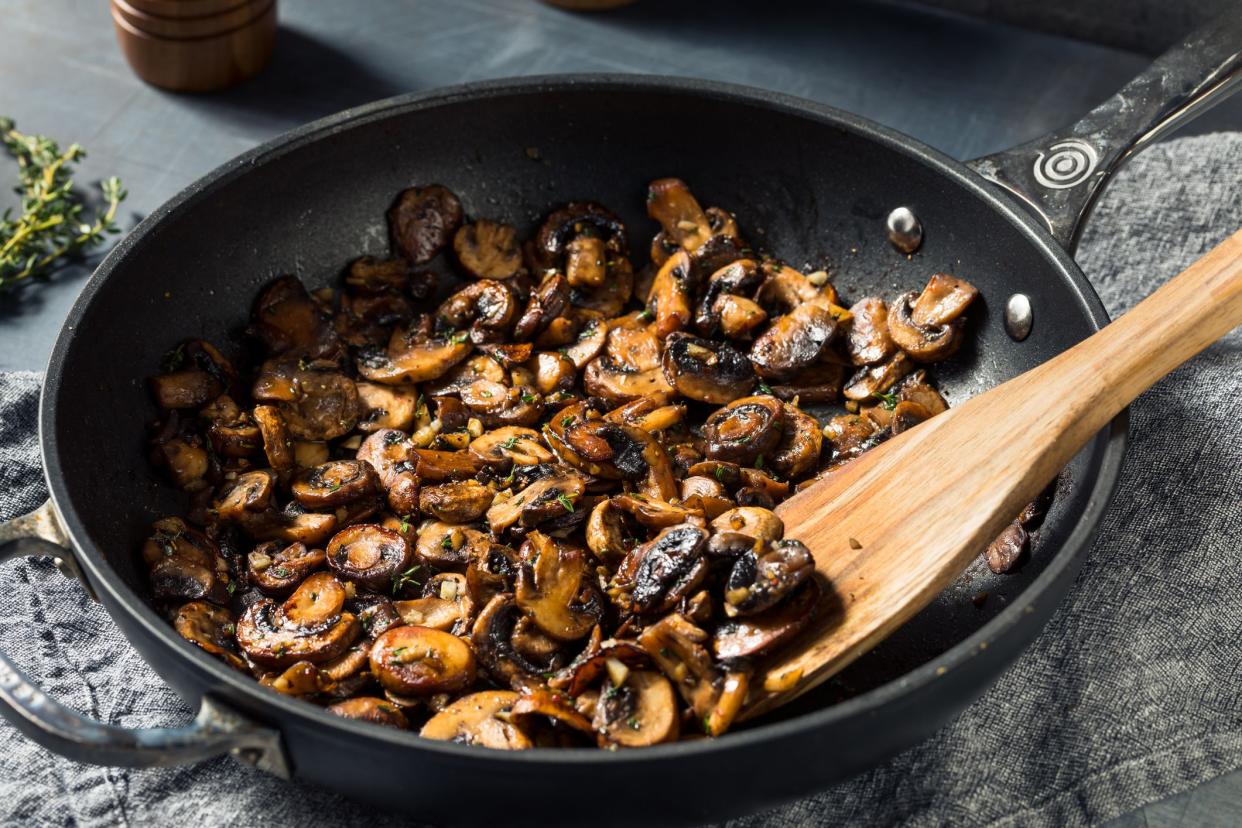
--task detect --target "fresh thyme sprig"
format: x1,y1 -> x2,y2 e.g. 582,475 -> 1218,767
0,118 -> 126,293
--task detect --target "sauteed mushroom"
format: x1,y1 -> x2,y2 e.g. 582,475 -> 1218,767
143,175 -> 991,748
388,184 -> 463,264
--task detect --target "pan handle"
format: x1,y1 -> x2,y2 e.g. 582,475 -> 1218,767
967,13 -> 1242,253
0,500 -> 290,777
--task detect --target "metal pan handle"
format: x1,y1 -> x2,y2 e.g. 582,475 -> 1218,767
0,500 -> 289,777
967,13 -> 1242,253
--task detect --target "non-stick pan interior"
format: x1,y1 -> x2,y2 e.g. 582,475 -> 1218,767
45,78 -> 1107,720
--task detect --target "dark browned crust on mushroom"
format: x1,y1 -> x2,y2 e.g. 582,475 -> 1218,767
661,333 -> 755,404
388,185 -> 463,265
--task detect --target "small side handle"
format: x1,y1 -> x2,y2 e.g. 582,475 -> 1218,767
968,14 -> 1242,252
0,500 -> 289,777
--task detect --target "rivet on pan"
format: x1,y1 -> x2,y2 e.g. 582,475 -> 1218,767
886,206 -> 923,254
1005,293 -> 1033,341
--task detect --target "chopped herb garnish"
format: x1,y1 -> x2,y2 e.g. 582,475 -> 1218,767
500,436 -> 519,450
226,581 -> 236,594
521,393 -> 537,404
449,330 -> 469,344
557,493 -> 576,513
399,515 -> 411,534
659,647 -> 672,658
327,481 -> 342,492
441,534 -> 455,550
757,381 -> 774,396
714,466 -> 727,482
636,309 -> 653,322
875,391 -> 899,410
561,415 -> 576,428
754,454 -> 764,470
701,715 -> 712,735
626,716 -> 642,731
269,566 -> 291,578
159,343 -> 186,373
391,565 -> 423,594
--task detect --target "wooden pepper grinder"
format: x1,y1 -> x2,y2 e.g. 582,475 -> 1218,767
111,0 -> 277,92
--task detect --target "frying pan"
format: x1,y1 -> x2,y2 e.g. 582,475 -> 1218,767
1,16 -> 1239,827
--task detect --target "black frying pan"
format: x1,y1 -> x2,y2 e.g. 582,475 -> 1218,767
0,17 -> 1238,827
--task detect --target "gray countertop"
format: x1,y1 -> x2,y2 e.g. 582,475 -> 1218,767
0,0 -> 1238,823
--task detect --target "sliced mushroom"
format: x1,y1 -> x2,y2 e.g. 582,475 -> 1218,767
985,520 -> 1028,573
713,577 -> 821,659
646,178 -> 712,253
723,539 -> 813,616
388,184 -> 463,264
614,524 -> 709,615
214,470 -> 277,523
419,479 -> 494,524
768,403 -> 824,479
711,506 -> 784,545
355,382 -> 419,433
469,426 -> 554,468
515,532 -> 603,641
511,688 -> 599,743
532,201 -> 628,270
583,325 -> 675,404
421,690 -> 532,749
252,507 -> 340,548
844,297 -> 896,366
702,396 -> 786,466
251,359 -> 361,441
437,280 -> 519,343
677,476 -> 733,520
750,303 -> 839,383
661,333 -> 755,404
768,361 -> 847,405
414,520 -> 484,570
893,370 -> 950,416
843,351 -> 914,402
357,316 -> 474,385
292,460 -> 381,509
249,275 -> 340,358
593,670 -> 679,747
142,518 -> 231,605
356,429 -> 415,489
486,469 -> 587,535
326,696 -> 409,729
646,250 -> 694,339
346,256 -> 412,294
236,596 -> 359,669
823,413 -> 886,464
564,234 -> 607,288
247,541 -> 327,595
755,262 -> 840,312
465,538 -> 520,607
513,273 -> 570,342
149,435 -> 210,491
395,573 -> 475,634
370,625 -> 477,695
149,369 -> 222,410
584,499 -> 638,567
252,405 -> 295,471
471,593 -> 554,691
326,524 -> 414,591
715,294 -> 769,340
173,601 -> 242,668
695,258 -> 763,336
348,591 -> 403,639
889,400 -> 933,435
453,219 -> 522,280
888,273 -> 978,362
570,258 -> 634,318
638,614 -> 749,737
411,448 -> 486,482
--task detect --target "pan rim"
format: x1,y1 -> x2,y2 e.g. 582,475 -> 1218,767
39,73 -> 1127,767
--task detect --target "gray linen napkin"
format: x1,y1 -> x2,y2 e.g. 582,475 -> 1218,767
0,133 -> 1238,827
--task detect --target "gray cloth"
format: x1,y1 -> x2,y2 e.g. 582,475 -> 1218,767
0,132 -> 1239,827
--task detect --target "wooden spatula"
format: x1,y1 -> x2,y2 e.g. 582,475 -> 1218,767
744,228 -> 1242,719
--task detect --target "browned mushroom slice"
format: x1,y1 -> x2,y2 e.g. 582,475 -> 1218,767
610,493 -> 703,530
695,258 -> 764,336
149,435 -> 209,490
560,311 -> 608,370
889,400 -> 933,435
326,696 -> 409,729
278,571 -> 347,627
583,325 -> 674,405
370,625 -> 477,695
559,419 -> 646,481
713,577 -> 822,660
570,257 -> 634,318
613,524 -> 709,615
888,273 -> 978,362
769,403 -> 824,479
584,499 -> 637,567
466,538 -> 520,606
248,541 -> 327,595
345,590 -> 403,640
173,601 -> 242,668
414,521 -> 483,569
419,479 -> 494,524
702,395 -> 785,465
291,460 -> 381,509
252,404 -> 295,471
553,640 -> 648,695
646,178 -> 712,253
750,303 -> 839,382
471,593 -> 553,690
714,294 -> 769,340
252,509 -> 340,548
564,234 -> 607,288
532,201 -> 628,270
513,273 -> 570,342
723,539 -> 813,616
206,417 -> 262,459
356,428 -> 416,489
985,520 -> 1029,573
411,449 -> 485,482
678,476 -> 733,520
437,280 -> 519,344
261,660 -> 327,696
469,426 -> 554,468
236,599 -> 359,669
357,318 -> 473,385
326,524 -> 414,591
661,333 -> 755,404
768,361 -> 848,405
511,689 -> 599,743
334,288 -> 415,348
214,469 -> 277,523
755,262 -> 842,312
486,469 -> 587,535
822,413 -> 885,464
426,353 -> 508,397
452,219 -> 522,280
711,506 -> 784,545
843,350 -> 914,402
149,369 -> 222,409
638,613 -> 749,737
524,351 -> 577,395
593,671 -> 680,748
646,250 -> 694,339
356,382 -> 419,432
249,275 -> 341,358
420,690 -> 531,749
603,392 -> 685,433
844,297 -> 896,366
252,359 -> 361,441
395,573 -> 475,634
893,370 -> 949,416
514,532 -> 603,642
388,184 -> 463,264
